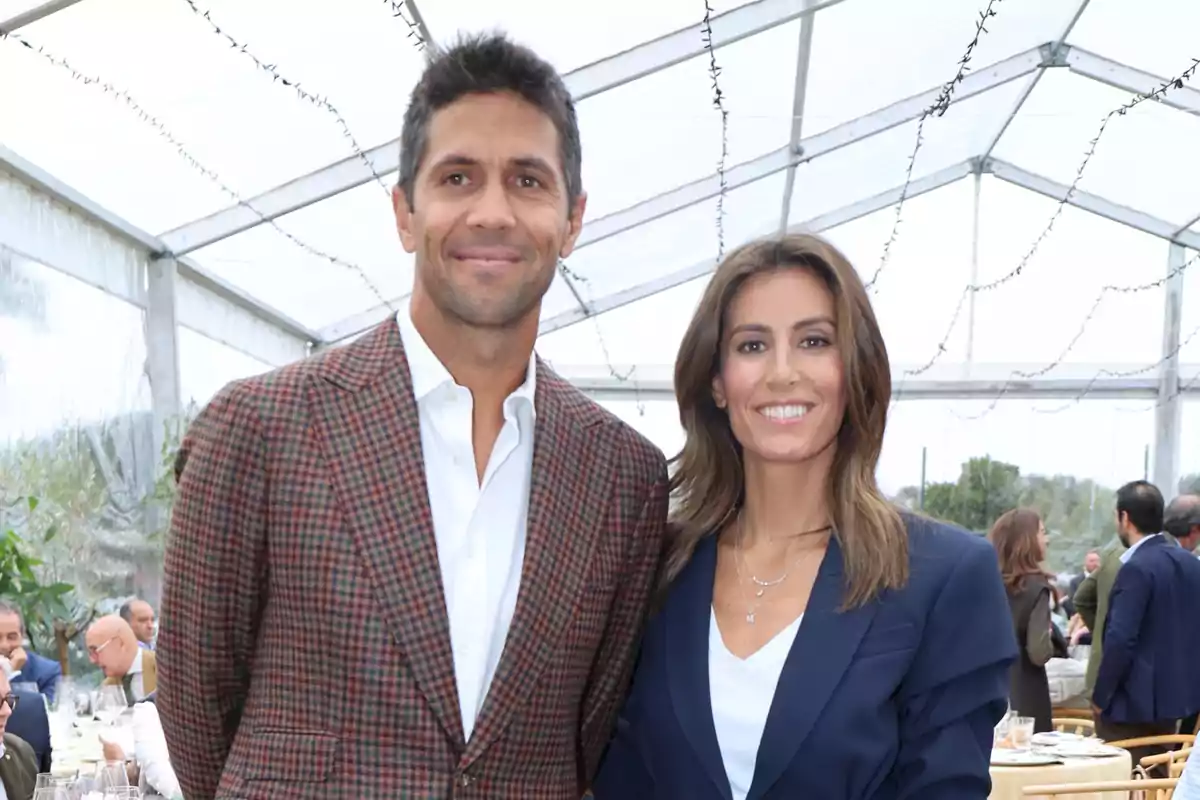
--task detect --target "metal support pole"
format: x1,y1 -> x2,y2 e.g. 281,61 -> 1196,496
1152,244 -> 1185,496
145,257 -> 183,457
964,168 -> 983,378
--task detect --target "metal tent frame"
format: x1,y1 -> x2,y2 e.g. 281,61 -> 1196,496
0,0 -> 1195,491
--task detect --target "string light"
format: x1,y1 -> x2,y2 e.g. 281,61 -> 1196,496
866,0 -> 1003,291
701,0 -> 730,261
900,55 -> 1200,387
179,0 -> 391,195
0,29 -> 394,312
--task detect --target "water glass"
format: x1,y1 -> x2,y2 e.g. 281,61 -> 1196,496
1009,716 -> 1036,750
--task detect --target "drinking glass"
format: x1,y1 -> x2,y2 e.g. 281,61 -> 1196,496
1009,716 -> 1036,750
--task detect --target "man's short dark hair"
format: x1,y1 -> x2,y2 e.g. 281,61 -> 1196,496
1116,480 -> 1165,535
1164,494 -> 1200,538
398,32 -> 582,211
119,600 -> 134,623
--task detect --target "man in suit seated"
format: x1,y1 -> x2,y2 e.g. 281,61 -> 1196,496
0,603 -> 60,704
85,616 -> 156,704
0,670 -> 40,800
119,599 -> 156,651
1094,481 -> 1200,768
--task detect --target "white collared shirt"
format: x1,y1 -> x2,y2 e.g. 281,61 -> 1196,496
396,309 -> 536,741
1120,533 -> 1162,564
123,642 -> 148,702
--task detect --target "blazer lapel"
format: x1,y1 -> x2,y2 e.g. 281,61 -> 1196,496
666,537 -> 733,800
463,363 -> 616,764
311,320 -> 464,749
748,536 -> 878,800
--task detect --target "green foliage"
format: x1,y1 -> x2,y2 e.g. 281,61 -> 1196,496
0,496 -> 78,651
898,456 -> 1117,572
1180,473 -> 1200,495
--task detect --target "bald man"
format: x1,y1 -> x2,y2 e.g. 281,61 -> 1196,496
86,616 -> 157,705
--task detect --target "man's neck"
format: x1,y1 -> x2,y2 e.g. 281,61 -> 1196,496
409,298 -> 536,403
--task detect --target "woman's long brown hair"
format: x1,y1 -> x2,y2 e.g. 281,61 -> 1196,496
988,508 -> 1051,592
666,233 -> 908,609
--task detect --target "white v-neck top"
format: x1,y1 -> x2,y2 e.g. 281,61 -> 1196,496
709,609 -> 803,800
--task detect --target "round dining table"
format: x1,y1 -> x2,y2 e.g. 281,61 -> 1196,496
989,749 -> 1132,800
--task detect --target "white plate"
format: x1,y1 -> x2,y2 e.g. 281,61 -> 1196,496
1046,742 -> 1126,759
1031,731 -> 1086,747
991,749 -> 1062,767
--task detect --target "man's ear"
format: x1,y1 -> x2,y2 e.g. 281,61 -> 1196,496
558,190 -> 588,259
393,185 -> 417,254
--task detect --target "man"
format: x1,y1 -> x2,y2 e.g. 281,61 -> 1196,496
1062,550 -> 1100,619
1073,537 -> 1127,698
0,672 -> 38,800
86,616 -> 157,704
1166,493 -> 1200,736
0,604 -> 59,703
119,599 -> 156,650
1093,482 -> 1200,764
157,33 -> 668,800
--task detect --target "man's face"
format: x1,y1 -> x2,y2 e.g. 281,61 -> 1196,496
86,631 -> 127,678
0,673 -> 11,733
1084,552 -> 1101,573
394,91 -> 586,330
128,601 -> 155,644
0,613 -> 22,659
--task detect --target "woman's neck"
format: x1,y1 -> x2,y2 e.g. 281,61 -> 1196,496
740,452 -> 834,549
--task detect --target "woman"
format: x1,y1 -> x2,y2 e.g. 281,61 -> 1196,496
988,508 -> 1060,733
592,234 -> 1017,800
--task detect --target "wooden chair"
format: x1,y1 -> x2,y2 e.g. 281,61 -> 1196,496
1022,777 -> 1177,798
1053,718 -> 1097,735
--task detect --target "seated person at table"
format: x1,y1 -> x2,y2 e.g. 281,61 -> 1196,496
0,603 -> 60,703
101,695 -> 181,798
0,671 -> 40,800
85,616 -> 156,704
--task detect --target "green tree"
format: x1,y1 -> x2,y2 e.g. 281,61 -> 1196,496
896,456 -> 1117,572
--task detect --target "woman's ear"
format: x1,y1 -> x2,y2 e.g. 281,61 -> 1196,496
712,375 -> 727,410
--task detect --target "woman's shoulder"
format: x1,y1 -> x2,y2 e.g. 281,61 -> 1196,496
900,512 -> 1002,588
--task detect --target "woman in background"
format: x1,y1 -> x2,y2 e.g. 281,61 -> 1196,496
593,233 -> 1017,800
988,508 -> 1059,733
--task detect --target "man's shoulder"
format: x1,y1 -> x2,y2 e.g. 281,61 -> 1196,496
25,651 -> 58,675
538,364 -> 666,481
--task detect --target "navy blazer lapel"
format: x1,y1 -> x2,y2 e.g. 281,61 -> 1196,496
748,536 -> 878,800
666,537 -> 733,800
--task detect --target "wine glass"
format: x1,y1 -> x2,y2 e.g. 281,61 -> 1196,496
94,685 -> 127,727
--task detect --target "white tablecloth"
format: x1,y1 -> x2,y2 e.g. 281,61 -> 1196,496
990,751 -> 1132,800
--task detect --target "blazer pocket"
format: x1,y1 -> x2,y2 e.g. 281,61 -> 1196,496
856,623 -> 918,659
242,730 -> 340,782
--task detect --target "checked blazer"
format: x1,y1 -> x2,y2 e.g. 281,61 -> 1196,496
155,318 -> 669,800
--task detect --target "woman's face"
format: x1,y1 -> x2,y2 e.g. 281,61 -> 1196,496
1037,522 -> 1049,560
712,268 -> 847,466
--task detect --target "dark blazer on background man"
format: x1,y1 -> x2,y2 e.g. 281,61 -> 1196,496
11,652 -> 60,704
156,319 -> 668,800
5,688 -> 51,774
1093,534 -> 1200,724
593,515 -> 1018,800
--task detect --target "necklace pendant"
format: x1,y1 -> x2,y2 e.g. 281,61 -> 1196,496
755,588 -> 765,598
746,612 -> 756,624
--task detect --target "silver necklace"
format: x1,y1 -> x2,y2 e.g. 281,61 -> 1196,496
733,511 -> 831,624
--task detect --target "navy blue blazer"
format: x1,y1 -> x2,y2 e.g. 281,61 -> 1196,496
1094,534 -> 1200,724
593,515 -> 1018,800
6,688 -> 51,774
11,652 -> 60,704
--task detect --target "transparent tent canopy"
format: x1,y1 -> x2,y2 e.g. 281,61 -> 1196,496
1,0 -> 1198,496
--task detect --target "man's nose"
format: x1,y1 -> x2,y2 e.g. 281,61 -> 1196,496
466,180 -> 517,229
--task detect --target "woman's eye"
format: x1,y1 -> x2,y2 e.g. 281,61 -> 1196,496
516,175 -> 542,189
443,173 -> 468,186
800,335 -> 831,348
736,340 -> 766,354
